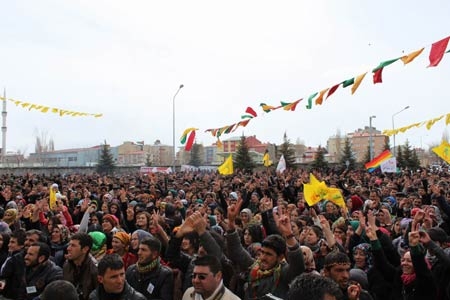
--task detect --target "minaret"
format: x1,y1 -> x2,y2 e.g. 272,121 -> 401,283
2,88 -> 6,162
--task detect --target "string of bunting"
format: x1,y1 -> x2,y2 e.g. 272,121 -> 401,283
0,96 -> 103,118
182,35 -> 450,150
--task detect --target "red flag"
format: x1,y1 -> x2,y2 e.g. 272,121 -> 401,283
185,130 -> 196,151
326,83 -> 340,99
373,68 -> 383,84
245,107 -> 257,118
428,36 -> 450,67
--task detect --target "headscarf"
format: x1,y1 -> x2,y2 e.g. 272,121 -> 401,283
102,214 -> 119,227
3,209 -> 18,225
352,243 -> 373,272
133,229 -> 153,243
301,245 -> 316,272
56,224 -> 70,244
89,231 -> 107,252
114,232 -> 130,247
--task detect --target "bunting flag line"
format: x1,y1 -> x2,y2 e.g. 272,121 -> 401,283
0,96 -> 103,118
218,154 -> 234,175
382,112 -> 450,136
432,141 -> 450,164
180,128 -> 198,151
365,150 -> 393,172
190,34 -> 449,145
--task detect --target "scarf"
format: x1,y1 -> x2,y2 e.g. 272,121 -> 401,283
137,257 -> 160,273
248,259 -> 282,298
401,273 -> 416,286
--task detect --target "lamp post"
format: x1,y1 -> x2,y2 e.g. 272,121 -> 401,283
172,84 -> 184,172
369,115 -> 376,160
391,105 -> 410,157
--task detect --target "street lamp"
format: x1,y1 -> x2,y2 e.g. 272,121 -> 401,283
369,115 -> 376,160
172,84 -> 184,172
391,105 -> 410,157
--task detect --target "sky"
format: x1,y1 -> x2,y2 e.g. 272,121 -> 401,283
1,0 -> 449,156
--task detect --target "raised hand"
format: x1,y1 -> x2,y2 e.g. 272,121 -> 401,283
227,198 -> 243,226
366,210 -> 377,230
318,214 -> 331,232
365,224 -> 378,241
175,214 -> 195,238
273,212 -> 293,238
191,211 -> 207,235
409,231 -> 420,247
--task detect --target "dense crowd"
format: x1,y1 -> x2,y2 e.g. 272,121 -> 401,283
0,167 -> 448,300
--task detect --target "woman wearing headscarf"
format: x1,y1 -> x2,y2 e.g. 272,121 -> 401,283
3,209 -> 19,232
366,225 -> 436,300
353,243 -> 392,300
49,224 -> 70,267
130,229 -> 153,254
107,231 -> 137,270
300,245 -> 319,275
88,231 -> 107,262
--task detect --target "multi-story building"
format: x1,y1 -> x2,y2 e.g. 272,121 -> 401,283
327,127 -> 389,162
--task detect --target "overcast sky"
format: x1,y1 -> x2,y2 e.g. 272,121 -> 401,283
1,0 -> 449,155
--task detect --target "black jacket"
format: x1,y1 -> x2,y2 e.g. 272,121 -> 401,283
126,263 -> 173,300
25,260 -> 63,299
0,249 -> 26,300
89,282 -> 146,300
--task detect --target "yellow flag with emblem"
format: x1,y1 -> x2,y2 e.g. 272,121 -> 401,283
218,154 -> 234,175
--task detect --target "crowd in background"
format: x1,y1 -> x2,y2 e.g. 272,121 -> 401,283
0,166 -> 448,299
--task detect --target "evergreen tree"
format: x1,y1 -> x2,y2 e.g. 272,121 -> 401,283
189,143 -> 202,167
396,146 -> 404,169
410,149 -> 421,170
97,141 -> 115,175
340,138 -> 356,169
310,146 -> 328,170
234,136 -> 255,173
279,132 -> 296,169
402,140 -> 413,169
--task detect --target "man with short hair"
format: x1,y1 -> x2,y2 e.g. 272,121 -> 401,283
126,237 -> 173,300
63,232 -> 98,300
288,273 -> 343,300
41,280 -> 79,300
0,229 -> 27,299
24,242 -> 63,299
323,252 -> 372,300
89,254 -> 145,300
182,255 -> 240,300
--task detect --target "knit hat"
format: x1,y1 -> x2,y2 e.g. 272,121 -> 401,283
89,231 -> 107,251
102,214 -> 119,227
0,221 -> 11,234
350,195 -> 364,211
5,201 -> 17,210
349,268 -> 369,290
114,232 -> 130,246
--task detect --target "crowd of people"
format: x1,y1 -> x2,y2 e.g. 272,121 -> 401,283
0,166 -> 448,300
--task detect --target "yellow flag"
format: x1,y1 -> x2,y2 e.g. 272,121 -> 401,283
351,72 -> 367,95
263,151 -> 272,167
401,48 -> 424,65
432,141 -> 450,164
218,154 -> 234,175
49,186 -> 57,210
315,88 -> 329,105
326,188 -> 346,208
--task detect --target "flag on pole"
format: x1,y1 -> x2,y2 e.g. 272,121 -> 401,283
276,155 -> 286,173
365,150 -> 393,172
303,174 -> 345,207
432,141 -> 450,164
262,150 -> 272,167
218,154 -> 234,175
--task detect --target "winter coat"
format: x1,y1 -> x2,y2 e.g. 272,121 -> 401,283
226,230 -> 305,300
88,282 -> 146,300
24,260 -> 63,299
0,249 -> 26,300
63,254 -> 98,300
126,262 -> 174,300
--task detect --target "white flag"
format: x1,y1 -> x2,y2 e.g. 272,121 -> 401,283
380,157 -> 397,173
276,155 -> 286,173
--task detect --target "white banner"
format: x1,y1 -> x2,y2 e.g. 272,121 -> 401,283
380,157 -> 397,173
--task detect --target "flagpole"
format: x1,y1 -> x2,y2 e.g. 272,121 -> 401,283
1,88 -> 6,164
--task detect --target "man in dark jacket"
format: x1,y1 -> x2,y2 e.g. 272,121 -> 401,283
126,236 -> 173,300
63,232 -> 98,300
0,229 -> 27,299
225,198 -> 305,300
24,242 -> 63,299
89,253 -> 145,300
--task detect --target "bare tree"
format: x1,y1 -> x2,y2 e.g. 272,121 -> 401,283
33,129 -> 54,166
